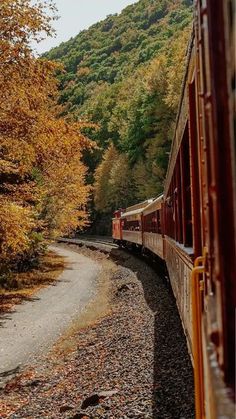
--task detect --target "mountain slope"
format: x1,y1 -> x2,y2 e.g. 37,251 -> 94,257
45,0 -> 193,230
45,0 -> 192,112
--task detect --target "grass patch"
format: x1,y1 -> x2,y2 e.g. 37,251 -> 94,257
0,251 -> 65,315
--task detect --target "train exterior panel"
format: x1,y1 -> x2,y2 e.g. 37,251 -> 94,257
112,209 -> 123,243
121,208 -> 143,246
164,237 -> 193,352
163,38 -> 195,361
122,230 -> 142,246
164,0 -> 235,415
112,218 -> 122,241
142,195 -> 164,259
120,201 -> 152,247
143,232 -> 163,259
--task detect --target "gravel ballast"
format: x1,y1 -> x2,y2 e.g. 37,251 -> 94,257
0,244 -> 194,418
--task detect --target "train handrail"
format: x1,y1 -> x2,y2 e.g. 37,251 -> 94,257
192,250 -> 206,419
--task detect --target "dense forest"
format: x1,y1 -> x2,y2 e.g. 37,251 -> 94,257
45,0 -> 193,232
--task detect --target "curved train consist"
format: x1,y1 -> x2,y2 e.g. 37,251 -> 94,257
112,1 -> 235,417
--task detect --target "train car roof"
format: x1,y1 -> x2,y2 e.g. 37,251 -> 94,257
125,199 -> 153,213
121,207 -> 144,219
143,194 -> 163,216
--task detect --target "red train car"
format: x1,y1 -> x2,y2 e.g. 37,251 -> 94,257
112,209 -> 124,245
142,195 -> 164,259
112,200 -> 152,248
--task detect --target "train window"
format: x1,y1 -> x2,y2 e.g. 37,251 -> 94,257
122,219 -> 140,231
165,179 -> 175,239
175,157 -> 183,243
157,210 -> 161,234
165,126 -> 193,247
189,80 -> 202,257
144,210 -> 161,234
180,124 -> 193,248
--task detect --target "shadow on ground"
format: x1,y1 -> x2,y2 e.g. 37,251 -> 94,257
109,247 -> 195,419
0,295 -> 41,328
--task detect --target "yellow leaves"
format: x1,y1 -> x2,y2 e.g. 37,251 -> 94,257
0,201 -> 35,262
0,137 -> 36,176
94,144 -> 119,212
145,56 -> 168,95
0,0 -> 57,66
77,66 -> 91,78
94,145 -> 134,212
0,0 -> 92,269
163,26 -> 191,110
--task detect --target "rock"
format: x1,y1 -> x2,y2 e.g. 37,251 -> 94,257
1,248 -> 194,419
81,390 -> 118,409
60,404 -> 74,413
98,390 -> 118,398
116,284 -> 132,294
26,379 -> 41,387
80,394 -> 100,409
71,413 -> 91,419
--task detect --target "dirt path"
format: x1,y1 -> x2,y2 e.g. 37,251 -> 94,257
0,245 -> 100,384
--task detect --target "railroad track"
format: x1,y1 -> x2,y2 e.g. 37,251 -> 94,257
57,236 -> 118,250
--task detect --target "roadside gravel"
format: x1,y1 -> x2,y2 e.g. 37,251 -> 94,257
0,244 -> 194,419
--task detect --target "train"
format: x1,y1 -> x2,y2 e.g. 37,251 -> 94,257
112,1 -> 236,417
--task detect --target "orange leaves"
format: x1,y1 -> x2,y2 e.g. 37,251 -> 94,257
77,66 -> 91,78
0,0 -> 57,65
94,144 -> 134,212
0,201 -> 36,262
0,1 -> 92,270
38,120 -> 91,237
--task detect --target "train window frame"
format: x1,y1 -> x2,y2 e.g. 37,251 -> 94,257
180,124 -> 193,248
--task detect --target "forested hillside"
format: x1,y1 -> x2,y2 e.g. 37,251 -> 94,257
45,0 -> 193,232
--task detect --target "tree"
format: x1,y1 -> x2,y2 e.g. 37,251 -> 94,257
109,153 -> 135,209
0,0 -> 91,271
94,144 -> 135,213
164,26 -> 191,110
94,144 -> 118,212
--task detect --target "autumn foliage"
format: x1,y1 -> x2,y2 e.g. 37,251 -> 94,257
0,0 -> 91,271
94,144 -> 134,212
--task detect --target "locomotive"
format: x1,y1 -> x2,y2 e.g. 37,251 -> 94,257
112,1 -> 236,417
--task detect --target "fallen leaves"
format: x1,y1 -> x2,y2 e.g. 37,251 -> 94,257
0,251 -> 65,315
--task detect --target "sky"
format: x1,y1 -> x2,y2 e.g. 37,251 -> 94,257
35,0 -> 138,54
